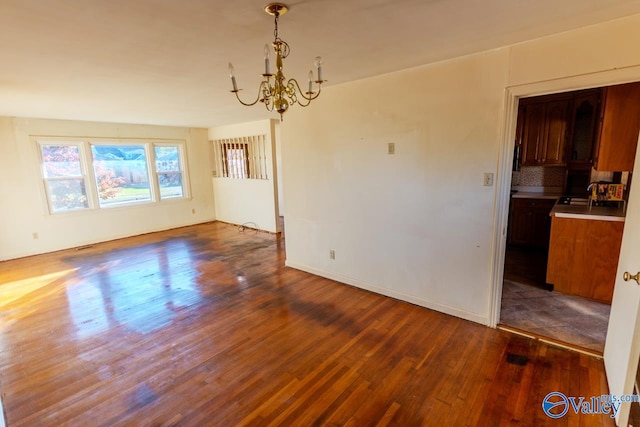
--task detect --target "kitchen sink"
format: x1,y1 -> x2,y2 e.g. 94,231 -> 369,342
558,196 -> 589,206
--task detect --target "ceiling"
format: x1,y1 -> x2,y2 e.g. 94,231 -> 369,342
2,0 -> 640,128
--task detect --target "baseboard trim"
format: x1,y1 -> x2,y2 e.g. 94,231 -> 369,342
1,219 -> 218,261
215,220 -> 279,235
285,261 -> 489,326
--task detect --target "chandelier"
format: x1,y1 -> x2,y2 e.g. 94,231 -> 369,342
228,3 -> 325,120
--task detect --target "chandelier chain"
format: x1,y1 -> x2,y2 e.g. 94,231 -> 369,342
273,13 -> 279,40
272,12 -> 290,58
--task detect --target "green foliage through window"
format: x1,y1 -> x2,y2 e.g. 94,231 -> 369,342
91,145 -> 151,207
41,145 -> 88,212
39,141 -> 186,213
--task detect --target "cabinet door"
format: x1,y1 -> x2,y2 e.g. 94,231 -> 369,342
518,98 -> 570,166
508,198 -> 556,248
541,99 -> 570,165
532,204 -> 554,248
547,217 -> 623,303
509,203 -> 535,245
596,82 -> 640,172
567,91 -> 600,168
520,103 -> 546,166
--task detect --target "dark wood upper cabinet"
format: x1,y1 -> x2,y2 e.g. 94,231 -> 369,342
566,90 -> 601,170
516,83 -> 640,171
595,82 -> 640,172
544,99 -> 571,165
518,95 -> 571,166
519,102 -> 545,166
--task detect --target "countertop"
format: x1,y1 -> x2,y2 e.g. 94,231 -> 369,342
551,203 -> 626,222
510,190 -> 626,222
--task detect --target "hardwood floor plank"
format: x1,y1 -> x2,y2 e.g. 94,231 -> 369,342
374,401 -> 401,427
326,380 -> 373,426
0,221 -> 615,426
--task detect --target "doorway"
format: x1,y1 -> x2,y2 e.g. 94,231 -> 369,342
499,238 -> 611,353
497,86 -> 620,353
490,72 -> 640,350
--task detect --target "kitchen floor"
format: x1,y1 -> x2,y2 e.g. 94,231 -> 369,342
500,246 -> 610,353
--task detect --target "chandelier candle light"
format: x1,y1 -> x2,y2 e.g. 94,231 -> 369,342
228,3 -> 325,120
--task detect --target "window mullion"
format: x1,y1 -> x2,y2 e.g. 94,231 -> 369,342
147,143 -> 159,202
83,141 -> 99,209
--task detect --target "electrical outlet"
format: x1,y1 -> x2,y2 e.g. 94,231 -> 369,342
388,142 -> 395,155
191,208 -> 196,214
483,173 -> 494,187
32,232 -> 39,240
329,250 -> 335,260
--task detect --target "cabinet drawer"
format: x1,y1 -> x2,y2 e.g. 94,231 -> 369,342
511,198 -> 556,210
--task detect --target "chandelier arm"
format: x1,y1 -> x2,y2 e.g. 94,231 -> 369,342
233,81 -> 270,107
287,78 -> 321,106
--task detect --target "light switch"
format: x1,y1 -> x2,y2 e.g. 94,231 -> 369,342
483,173 -> 494,186
388,142 -> 395,155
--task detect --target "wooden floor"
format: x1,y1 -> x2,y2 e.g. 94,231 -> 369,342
0,222 -> 614,426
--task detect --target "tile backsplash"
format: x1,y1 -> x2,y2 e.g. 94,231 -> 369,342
512,166 -> 620,193
512,166 -> 565,188
590,169 -> 615,183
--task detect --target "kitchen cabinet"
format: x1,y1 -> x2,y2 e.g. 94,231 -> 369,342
566,90 -> 601,169
546,216 -> 623,303
508,198 -> 557,248
595,81 -> 640,172
518,96 -> 571,166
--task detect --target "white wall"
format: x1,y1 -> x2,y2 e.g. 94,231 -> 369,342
282,50 -> 510,324
275,123 -> 285,216
208,119 -> 280,233
0,117 -> 215,260
281,13 -> 640,325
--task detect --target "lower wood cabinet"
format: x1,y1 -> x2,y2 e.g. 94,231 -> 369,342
508,198 -> 557,248
546,216 -> 624,303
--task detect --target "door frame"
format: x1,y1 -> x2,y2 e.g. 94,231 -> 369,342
489,65 -> 640,328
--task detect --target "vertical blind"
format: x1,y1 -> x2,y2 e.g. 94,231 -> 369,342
212,135 -> 268,180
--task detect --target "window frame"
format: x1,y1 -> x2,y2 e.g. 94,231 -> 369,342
89,141 -> 156,208
38,141 -> 93,213
36,138 -> 190,215
153,143 -> 187,200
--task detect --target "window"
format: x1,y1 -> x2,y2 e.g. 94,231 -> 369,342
154,145 -> 184,199
212,135 -> 268,180
223,143 -> 249,179
38,139 -> 188,213
91,144 -> 152,207
40,144 -> 89,212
